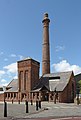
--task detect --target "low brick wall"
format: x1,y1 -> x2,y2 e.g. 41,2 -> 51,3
0,93 -> 4,101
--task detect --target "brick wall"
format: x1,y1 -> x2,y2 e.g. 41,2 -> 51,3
31,61 -> 40,90
17,58 -> 40,93
59,72 -> 76,103
0,93 -> 4,101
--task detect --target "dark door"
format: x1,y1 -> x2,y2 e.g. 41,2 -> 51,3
41,92 -> 49,101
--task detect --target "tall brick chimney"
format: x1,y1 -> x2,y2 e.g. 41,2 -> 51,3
42,13 -> 50,75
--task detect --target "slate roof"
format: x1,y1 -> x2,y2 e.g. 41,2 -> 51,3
5,79 -> 18,92
5,87 -> 18,92
33,71 -> 73,92
5,71 -> 73,93
74,73 -> 81,91
75,73 -> 81,82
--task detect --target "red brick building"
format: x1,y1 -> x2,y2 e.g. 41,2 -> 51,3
1,70 -> 75,103
0,64 -> 75,103
32,71 -> 75,103
0,13 -> 76,103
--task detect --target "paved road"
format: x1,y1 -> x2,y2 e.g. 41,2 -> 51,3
1,117 -> 81,120
0,102 -> 81,120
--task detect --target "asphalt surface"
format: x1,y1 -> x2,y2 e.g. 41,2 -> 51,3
0,102 -> 81,120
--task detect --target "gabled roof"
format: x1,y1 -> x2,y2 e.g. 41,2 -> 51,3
7,79 -> 18,88
6,79 -> 18,92
5,87 -> 18,92
5,71 -> 74,92
33,71 -> 73,92
32,85 -> 50,92
33,76 -> 49,90
75,73 -> 81,82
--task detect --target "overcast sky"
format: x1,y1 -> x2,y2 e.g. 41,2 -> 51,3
0,0 -> 81,86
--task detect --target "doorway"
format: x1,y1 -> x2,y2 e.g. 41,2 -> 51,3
41,92 -> 49,101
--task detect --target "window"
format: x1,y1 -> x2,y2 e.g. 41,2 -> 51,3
24,70 -> 28,90
8,93 -> 10,98
14,93 -> 16,98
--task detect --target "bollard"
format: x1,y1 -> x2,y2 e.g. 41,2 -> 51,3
12,99 -> 13,104
4,101 -> 7,117
31,99 -> 33,105
54,98 -> 56,104
26,101 -> 28,113
18,100 -> 20,104
39,100 -> 41,109
77,97 -> 79,105
36,101 -> 38,111
54,94 -> 56,104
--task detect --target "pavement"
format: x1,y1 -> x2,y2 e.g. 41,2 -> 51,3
0,101 -> 81,120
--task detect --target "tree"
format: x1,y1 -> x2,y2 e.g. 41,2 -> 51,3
77,80 -> 81,94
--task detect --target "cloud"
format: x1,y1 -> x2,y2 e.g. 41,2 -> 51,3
55,45 -> 65,52
1,79 -> 6,83
0,70 -> 5,77
10,54 -> 17,57
0,79 -> 8,87
4,58 -> 8,61
18,55 -> 24,60
0,83 -> 8,87
52,60 -> 81,75
58,56 -> 63,60
4,62 -> 17,74
13,75 -> 18,79
0,52 -> 4,55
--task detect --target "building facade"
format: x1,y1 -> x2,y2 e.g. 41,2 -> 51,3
0,13 -> 76,103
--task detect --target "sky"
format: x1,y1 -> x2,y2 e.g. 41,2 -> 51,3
0,0 -> 81,86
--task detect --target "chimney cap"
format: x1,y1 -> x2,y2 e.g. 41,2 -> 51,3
44,13 -> 48,17
42,13 -> 50,23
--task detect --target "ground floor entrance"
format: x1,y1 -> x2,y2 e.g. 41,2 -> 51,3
41,92 -> 49,101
